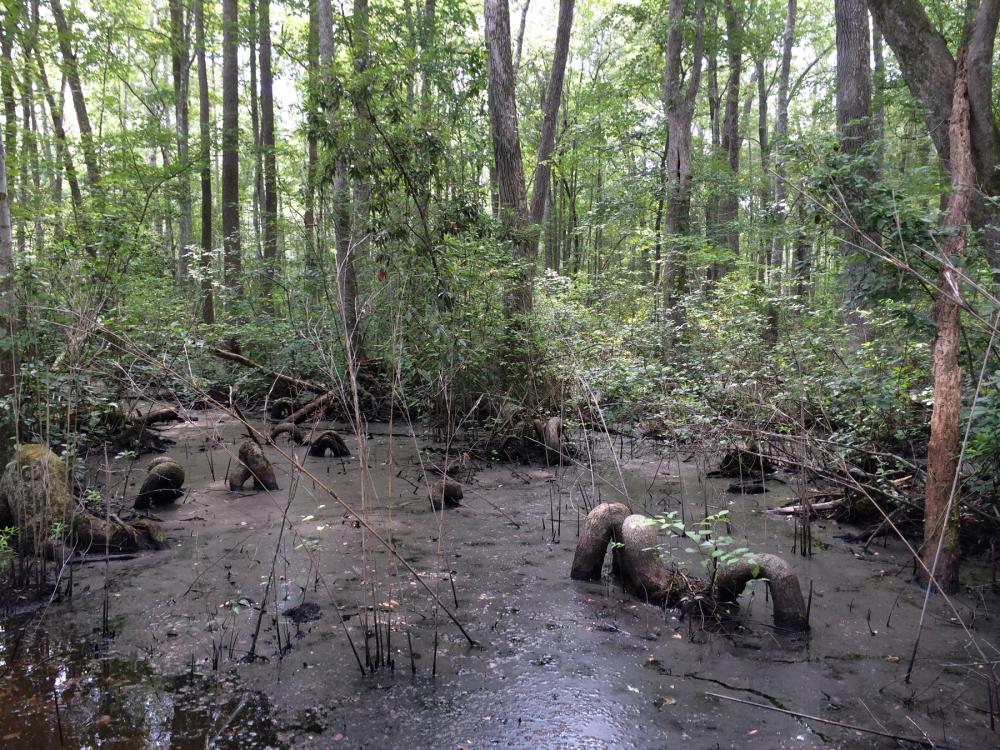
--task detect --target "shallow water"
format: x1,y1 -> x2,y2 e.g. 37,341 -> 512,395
1,412 -> 997,748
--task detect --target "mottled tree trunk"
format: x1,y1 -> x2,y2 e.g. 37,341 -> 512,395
770,0 -> 795,281
835,0 -> 874,320
221,0 -> 242,302
715,0 -> 742,274
304,0 -> 319,295
0,136 -> 13,413
922,49 -> 972,595
260,0 -> 278,304
662,0 -> 705,334
196,0 -> 215,324
169,0 -> 193,285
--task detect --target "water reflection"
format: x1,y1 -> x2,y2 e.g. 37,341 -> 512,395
0,618 -> 282,749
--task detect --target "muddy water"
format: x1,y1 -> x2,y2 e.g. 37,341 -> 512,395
1,413 -> 997,748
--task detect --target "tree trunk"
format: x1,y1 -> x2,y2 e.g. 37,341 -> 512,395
260,0 -> 278,304
0,134 -> 14,418
770,0 -> 795,281
484,0 -> 532,314
528,0 -> 574,231
169,0 -> 193,286
346,0 -> 371,361
662,0 -> 706,333
50,0 -> 99,188
716,0 -> 742,271
249,0 -> 262,267
921,49 -> 972,596
196,0 -> 215,324
513,0 -> 530,81
835,0 -> 874,319
33,46 -> 82,217
1,16 -> 16,222
868,0 -> 1000,281
304,0 -> 319,296
221,0 -> 242,303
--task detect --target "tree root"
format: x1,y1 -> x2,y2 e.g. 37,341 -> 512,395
134,456 -> 185,509
271,422 -> 308,445
429,479 -> 463,509
308,430 -> 350,457
228,440 -> 279,491
571,505 -> 810,631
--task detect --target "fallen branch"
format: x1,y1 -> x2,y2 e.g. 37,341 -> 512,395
768,498 -> 845,516
704,692 -> 951,748
209,347 -> 326,393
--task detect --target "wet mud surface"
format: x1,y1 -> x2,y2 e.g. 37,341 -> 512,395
1,413 -> 998,748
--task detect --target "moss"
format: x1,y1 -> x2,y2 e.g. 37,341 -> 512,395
0,444 -> 75,540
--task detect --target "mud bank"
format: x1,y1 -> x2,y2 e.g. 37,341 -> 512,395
1,413 -> 997,748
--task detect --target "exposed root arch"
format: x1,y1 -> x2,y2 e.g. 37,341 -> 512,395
571,505 -> 810,631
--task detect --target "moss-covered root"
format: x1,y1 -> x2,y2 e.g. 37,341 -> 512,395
618,514 -> 691,605
570,502 -> 631,581
228,440 -> 279,491
134,457 -> 185,509
308,430 -> 350,458
72,514 -> 167,553
429,478 -> 463,509
0,444 -> 75,534
713,553 -> 810,631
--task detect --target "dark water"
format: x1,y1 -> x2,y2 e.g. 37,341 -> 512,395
1,414 -> 997,748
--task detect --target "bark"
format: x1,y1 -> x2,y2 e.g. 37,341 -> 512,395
260,0 -> 278,302
33,45 -> 82,216
570,502 -> 630,580
1,17 -> 16,210
716,0 -> 742,268
249,0 -> 262,263
196,0 -> 215,324
304,0 -> 319,291
868,0 -> 1000,274
528,0 -> 575,231
920,49 -> 972,595
713,553 -> 810,630
170,0 -> 193,285
221,0 -> 242,301
662,0 -> 706,329
484,0 -> 533,314
0,134 -> 13,410
770,0 -> 795,281
346,0 -> 371,361
835,0 -> 875,315
49,0 -> 99,187
229,440 -> 279,491
513,0 -> 530,81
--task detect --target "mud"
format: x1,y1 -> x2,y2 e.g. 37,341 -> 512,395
1,412 -> 997,748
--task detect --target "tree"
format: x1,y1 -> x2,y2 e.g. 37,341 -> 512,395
922,48 -> 973,595
170,0 -> 193,285
770,0 -> 796,285
196,0 -> 215,324
662,0 -> 706,325
0,135 -> 13,419
50,0 -> 99,188
260,0 -> 278,302
221,0 -> 242,302
716,0 -> 743,270
867,0 -> 1000,276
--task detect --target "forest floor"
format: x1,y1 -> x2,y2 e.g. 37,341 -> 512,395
0,411 -> 997,749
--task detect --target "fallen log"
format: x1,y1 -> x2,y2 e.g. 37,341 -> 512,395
768,498 -> 846,516
286,392 -> 338,424
128,407 -> 185,426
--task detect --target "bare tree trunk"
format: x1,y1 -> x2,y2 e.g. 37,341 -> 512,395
50,0 -> 99,187
770,0 -> 796,280
713,0 -> 742,277
835,0 -> 874,320
513,0 -> 530,81
484,0 -> 532,314
921,49 -> 972,595
260,0 -> 278,304
528,0 -> 574,232
1,15 -> 17,225
170,0 -> 193,285
248,0 -> 262,264
662,0 -> 706,333
871,10 -> 885,172
0,135 -> 13,411
221,0 -> 241,303
33,47 -> 82,217
304,0 -> 319,296
196,0 -> 215,324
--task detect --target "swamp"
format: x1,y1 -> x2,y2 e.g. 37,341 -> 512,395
1,0 -> 1000,748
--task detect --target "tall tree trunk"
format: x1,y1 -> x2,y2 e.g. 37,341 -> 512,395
922,48 -> 972,595
528,0 -> 574,231
259,0 -> 278,304
196,0 -> 215,324
249,0 -> 262,264
1,15 -> 18,228
50,0 -> 99,187
714,0 -> 742,276
221,0 -> 242,303
484,0 -> 532,314
835,0 -> 874,318
34,48 -> 82,220
304,0 -> 319,296
871,10 -> 885,172
512,0 -> 530,81
170,0 -> 193,285
770,0 -> 796,282
662,0 -> 706,332
0,135 -> 13,463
